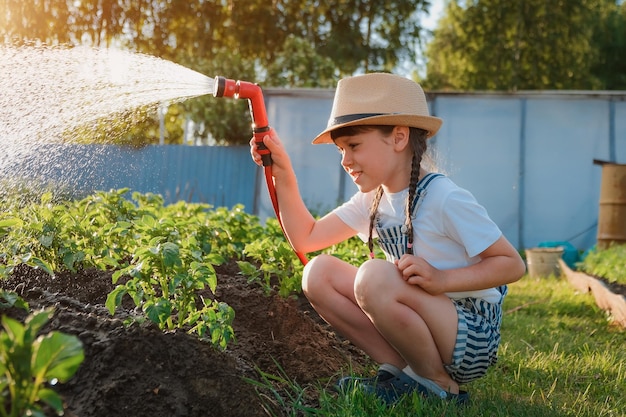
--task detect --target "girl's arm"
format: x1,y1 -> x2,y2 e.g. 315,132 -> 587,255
250,131 -> 356,253
396,236 -> 526,295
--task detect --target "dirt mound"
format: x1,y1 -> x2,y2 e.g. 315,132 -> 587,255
0,262 -> 369,417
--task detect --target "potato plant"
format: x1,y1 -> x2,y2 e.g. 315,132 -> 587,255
239,218 -> 305,297
0,189 -> 264,350
239,218 -> 378,297
0,307 -> 84,417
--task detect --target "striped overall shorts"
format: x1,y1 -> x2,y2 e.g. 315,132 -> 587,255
376,173 -> 507,384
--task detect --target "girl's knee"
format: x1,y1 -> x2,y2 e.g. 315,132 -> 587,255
301,254 -> 336,294
354,259 -> 397,307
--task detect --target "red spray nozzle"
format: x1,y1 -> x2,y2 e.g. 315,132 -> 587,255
213,75 -> 271,166
213,76 -> 269,131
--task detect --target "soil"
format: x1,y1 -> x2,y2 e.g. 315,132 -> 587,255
0,261 -> 371,417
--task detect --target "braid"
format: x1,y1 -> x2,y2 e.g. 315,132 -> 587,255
368,186 -> 384,258
404,128 -> 429,255
405,153 -> 420,254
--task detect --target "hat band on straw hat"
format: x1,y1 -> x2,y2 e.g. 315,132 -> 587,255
311,73 -> 443,144
329,113 -> 389,127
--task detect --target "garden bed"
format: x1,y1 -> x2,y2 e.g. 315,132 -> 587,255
559,259 -> 626,329
0,261 -> 370,417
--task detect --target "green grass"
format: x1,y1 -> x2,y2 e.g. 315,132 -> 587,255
471,275 -> 625,417
251,275 -> 626,416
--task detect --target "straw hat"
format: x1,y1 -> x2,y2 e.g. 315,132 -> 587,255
312,73 -> 442,144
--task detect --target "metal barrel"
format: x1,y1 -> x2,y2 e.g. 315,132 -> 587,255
597,163 -> 626,249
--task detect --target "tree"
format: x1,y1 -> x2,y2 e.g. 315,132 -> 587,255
423,0 -> 626,91
1,0 -> 69,44
1,0 -> 434,144
590,1 -> 626,89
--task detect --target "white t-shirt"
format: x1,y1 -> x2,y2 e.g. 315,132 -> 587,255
333,175 -> 503,303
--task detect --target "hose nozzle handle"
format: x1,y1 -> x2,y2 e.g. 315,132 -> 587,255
254,127 -> 273,167
214,75 -> 272,166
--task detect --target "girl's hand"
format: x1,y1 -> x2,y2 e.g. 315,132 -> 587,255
249,129 -> 293,179
395,254 -> 447,295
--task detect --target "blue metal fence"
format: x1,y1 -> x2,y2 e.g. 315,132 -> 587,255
5,144 -> 258,211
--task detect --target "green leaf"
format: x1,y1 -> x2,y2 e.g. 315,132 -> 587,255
0,290 -> 29,310
112,269 -> 124,284
205,252 -> 225,266
237,261 -> 259,277
136,214 -> 157,229
161,242 -> 181,268
112,221 -> 133,233
97,255 -> 120,270
190,248 -> 203,261
40,192 -> 53,204
170,272 -> 189,291
62,251 -> 78,271
33,332 -> 84,383
24,309 -> 55,342
1,315 -> 26,344
191,262 -> 217,293
39,234 -> 54,248
0,217 -> 23,238
143,299 -> 172,326
0,218 -> 23,228
105,286 -> 127,315
26,257 -> 55,276
37,388 -> 64,412
128,261 -> 145,278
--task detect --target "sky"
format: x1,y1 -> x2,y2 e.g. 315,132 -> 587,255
401,0 -> 445,77
423,0 -> 445,30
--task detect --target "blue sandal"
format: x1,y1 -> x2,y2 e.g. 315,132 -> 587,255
374,372 -> 470,405
335,367 -> 397,392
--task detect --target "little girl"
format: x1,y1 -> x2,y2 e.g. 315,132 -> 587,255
250,73 -> 525,405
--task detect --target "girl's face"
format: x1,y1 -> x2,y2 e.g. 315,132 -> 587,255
334,127 -> 412,193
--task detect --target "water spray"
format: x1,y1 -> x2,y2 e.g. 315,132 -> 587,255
213,76 -> 308,265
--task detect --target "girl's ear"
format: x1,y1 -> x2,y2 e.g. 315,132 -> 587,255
392,126 -> 410,151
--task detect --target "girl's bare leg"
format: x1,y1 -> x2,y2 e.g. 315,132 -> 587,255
354,259 -> 460,393
302,254 -> 405,369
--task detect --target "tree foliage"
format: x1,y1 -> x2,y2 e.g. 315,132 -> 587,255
1,0 -> 432,145
423,0 -> 626,91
